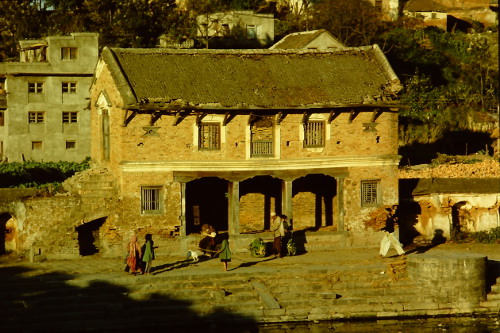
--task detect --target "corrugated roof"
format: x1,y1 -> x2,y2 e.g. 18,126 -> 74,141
101,46 -> 401,109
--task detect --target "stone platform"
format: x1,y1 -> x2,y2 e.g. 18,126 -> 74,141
1,243 -> 499,332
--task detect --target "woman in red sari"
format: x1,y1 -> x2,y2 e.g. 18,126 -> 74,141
126,235 -> 143,275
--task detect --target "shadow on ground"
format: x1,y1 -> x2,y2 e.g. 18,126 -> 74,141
0,264 -> 259,332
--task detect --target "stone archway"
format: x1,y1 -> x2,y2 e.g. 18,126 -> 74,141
76,217 -> 106,256
292,174 -> 337,230
0,213 -> 16,254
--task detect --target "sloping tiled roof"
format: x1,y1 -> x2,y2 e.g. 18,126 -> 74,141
100,46 -> 401,110
270,29 -> 345,50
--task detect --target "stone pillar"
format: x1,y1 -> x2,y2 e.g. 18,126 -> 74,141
407,252 -> 487,310
282,180 -> 293,224
228,181 -> 240,235
180,182 -> 186,237
336,177 -> 345,231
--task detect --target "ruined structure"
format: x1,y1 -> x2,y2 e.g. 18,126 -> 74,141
0,33 -> 99,163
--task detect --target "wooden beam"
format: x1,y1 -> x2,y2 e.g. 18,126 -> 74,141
122,109 -> 136,127
348,110 -> 359,123
371,108 -> 383,122
328,110 -> 341,124
150,112 -> 162,126
248,112 -> 254,125
301,112 -> 309,124
223,112 -> 235,126
276,111 -> 285,125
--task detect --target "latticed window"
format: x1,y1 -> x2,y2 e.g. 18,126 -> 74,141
28,82 -> 44,93
61,47 -> 78,60
28,112 -> 44,123
304,121 -> 325,147
62,82 -> 77,93
141,187 -> 162,214
361,180 -> 380,206
199,123 -> 220,150
63,112 -> 78,123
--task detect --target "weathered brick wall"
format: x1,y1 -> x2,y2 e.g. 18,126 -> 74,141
344,165 -> 400,231
21,196 -> 81,257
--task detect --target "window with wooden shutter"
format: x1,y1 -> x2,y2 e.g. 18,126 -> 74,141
199,123 -> 220,150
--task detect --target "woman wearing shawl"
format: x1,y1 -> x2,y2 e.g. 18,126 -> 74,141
126,234 -> 143,275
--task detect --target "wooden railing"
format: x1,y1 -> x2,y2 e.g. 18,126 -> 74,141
251,140 -> 274,157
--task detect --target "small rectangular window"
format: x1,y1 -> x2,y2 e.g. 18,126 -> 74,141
62,111 -> 78,123
361,180 -> 380,206
0,111 -> 4,126
28,82 -> 44,94
304,121 -> 325,147
247,25 -> 256,39
141,186 -> 162,214
199,123 -> 220,150
62,82 -> 77,94
28,112 -> 44,123
32,141 -> 42,150
61,47 -> 78,60
66,141 -> 76,149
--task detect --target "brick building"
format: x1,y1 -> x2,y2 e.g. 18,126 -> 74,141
86,45 -> 402,254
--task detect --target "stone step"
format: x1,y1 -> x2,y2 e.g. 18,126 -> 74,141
480,300 -> 500,308
486,292 -> 500,300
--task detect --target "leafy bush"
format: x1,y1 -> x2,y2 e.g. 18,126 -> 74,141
249,238 -> 267,257
451,227 -> 500,244
0,158 -> 90,189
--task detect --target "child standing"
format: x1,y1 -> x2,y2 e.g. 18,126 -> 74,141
142,234 -> 155,275
219,233 -> 231,272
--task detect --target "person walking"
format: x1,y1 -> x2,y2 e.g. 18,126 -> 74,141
141,234 -> 155,275
218,233 -> 231,272
379,206 -> 405,257
126,234 -> 143,275
271,212 -> 285,258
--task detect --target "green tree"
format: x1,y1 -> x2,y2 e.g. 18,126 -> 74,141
309,0 -> 388,47
0,0 -> 43,61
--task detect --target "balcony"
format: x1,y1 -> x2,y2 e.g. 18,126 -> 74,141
251,140 -> 273,157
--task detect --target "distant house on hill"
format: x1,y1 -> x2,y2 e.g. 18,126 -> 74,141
270,29 -> 346,50
196,10 -> 274,48
87,45 -> 402,252
404,0 -> 497,30
404,0 -> 449,30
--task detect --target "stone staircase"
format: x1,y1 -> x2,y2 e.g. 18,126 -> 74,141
480,276 -> 500,310
1,256 -> 498,332
64,168 -> 117,222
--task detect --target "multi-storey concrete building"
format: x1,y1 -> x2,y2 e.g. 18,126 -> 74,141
0,33 -> 99,163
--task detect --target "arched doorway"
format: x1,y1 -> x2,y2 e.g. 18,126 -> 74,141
292,174 -> 337,230
76,218 -> 106,256
0,213 -> 15,254
239,176 -> 281,232
451,201 -> 474,236
186,177 -> 228,235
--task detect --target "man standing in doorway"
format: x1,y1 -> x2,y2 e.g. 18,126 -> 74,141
271,212 -> 285,258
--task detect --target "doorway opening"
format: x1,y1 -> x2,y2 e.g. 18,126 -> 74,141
76,217 -> 106,256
